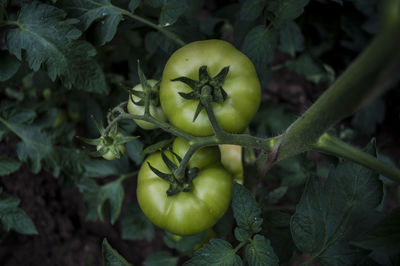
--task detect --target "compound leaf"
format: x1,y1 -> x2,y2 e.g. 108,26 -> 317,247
6,1 -> 107,94
291,143 -> 383,265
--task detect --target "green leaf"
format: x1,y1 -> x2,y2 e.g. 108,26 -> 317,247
232,183 -> 262,233
164,232 -> 205,254
97,180 -> 125,224
159,0 -> 187,26
59,0 -> 123,46
278,21 -> 304,56
0,51 -> 20,82
352,208 -> 400,253
278,156 -> 309,187
184,239 -> 242,266
144,251 -> 178,266
6,2 -> 107,94
83,159 -> 119,178
129,0 -> 141,12
253,105 -> 294,136
285,53 -> 335,84
351,98 -> 385,136
0,196 -> 38,235
242,25 -> 279,75
240,0 -> 266,21
0,102 -> 36,124
234,227 -> 251,242
121,202 -> 155,242
145,31 -> 177,54
102,238 -> 132,266
78,177 -> 124,224
267,0 -> 310,28
266,186 -> 288,205
126,139 -> 144,165
291,152 -> 383,265
0,156 -> 22,176
245,235 -> 279,266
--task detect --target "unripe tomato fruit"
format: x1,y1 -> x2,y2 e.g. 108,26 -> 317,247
127,79 -> 167,130
137,138 -> 233,235
160,40 -> 261,136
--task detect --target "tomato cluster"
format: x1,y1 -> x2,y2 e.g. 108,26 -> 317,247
126,40 -> 261,235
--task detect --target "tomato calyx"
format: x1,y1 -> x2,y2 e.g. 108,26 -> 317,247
147,150 -> 200,196
129,80 -> 161,107
77,116 -> 138,159
172,65 -> 229,122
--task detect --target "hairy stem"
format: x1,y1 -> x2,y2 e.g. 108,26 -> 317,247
278,0 -> 400,161
116,8 -> 186,47
312,134 -> 400,183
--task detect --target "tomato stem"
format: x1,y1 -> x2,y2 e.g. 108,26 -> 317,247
311,133 -> 400,183
116,7 -> 186,47
277,0 -> 400,161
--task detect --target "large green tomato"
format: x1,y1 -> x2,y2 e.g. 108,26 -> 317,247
137,137 -> 233,235
127,79 -> 167,130
160,40 -> 261,136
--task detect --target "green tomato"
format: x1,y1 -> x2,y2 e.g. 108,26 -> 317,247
160,40 -> 261,136
219,144 -> 243,184
127,79 -> 167,130
137,137 -> 233,235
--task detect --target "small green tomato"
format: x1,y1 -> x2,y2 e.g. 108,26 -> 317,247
127,79 -> 167,130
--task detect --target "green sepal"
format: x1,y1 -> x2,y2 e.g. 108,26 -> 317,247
91,115 -> 105,135
171,76 -> 199,90
192,102 -> 205,122
147,162 -> 174,183
161,151 -> 178,172
114,135 -> 140,145
172,65 -> 230,122
178,91 -> 198,100
76,136 -> 101,146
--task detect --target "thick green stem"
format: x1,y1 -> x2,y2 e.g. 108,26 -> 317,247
201,86 -> 224,137
312,134 -> 400,183
173,145 -> 199,180
278,0 -> 400,161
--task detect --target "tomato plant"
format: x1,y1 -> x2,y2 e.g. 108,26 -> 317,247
127,79 -> 167,130
1,0 -> 400,265
160,40 -> 261,136
137,137 -> 233,235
